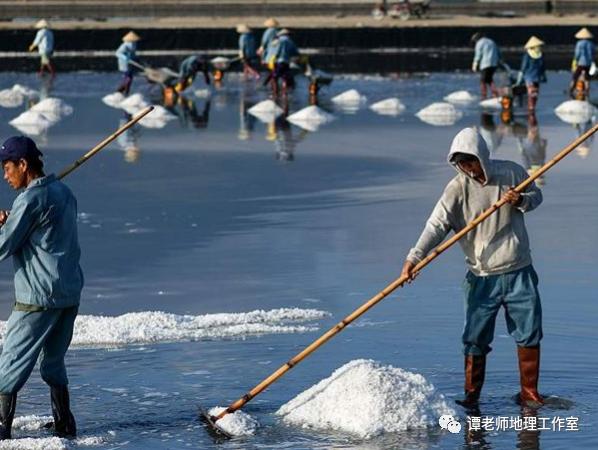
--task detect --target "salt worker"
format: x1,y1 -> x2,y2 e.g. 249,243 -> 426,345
258,18 -> 279,65
272,29 -> 300,96
115,31 -> 141,95
175,54 -> 210,92
401,127 -> 544,410
471,32 -> 501,99
517,36 -> 547,112
236,24 -> 259,80
570,27 -> 595,99
28,19 -> 55,77
0,136 -> 83,439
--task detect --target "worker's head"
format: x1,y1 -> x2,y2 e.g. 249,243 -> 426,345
0,136 -> 44,190
264,18 -> 279,28
451,152 -> 483,179
470,32 -> 483,44
122,31 -> 141,43
236,24 -> 250,34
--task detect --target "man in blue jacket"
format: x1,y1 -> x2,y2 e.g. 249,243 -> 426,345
0,136 -> 83,440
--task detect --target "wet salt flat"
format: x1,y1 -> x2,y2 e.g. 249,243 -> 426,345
0,71 -> 596,449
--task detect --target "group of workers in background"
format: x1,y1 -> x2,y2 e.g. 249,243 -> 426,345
471,27 -> 595,112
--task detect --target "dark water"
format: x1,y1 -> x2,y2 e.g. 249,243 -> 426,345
0,70 -> 596,449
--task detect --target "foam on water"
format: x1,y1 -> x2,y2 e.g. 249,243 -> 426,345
208,407 -> 259,436
554,100 -> 595,125
0,308 -> 329,348
444,90 -> 476,104
479,97 -> 502,110
369,98 -> 405,116
415,102 -> 462,126
287,106 -> 334,132
276,359 -> 455,438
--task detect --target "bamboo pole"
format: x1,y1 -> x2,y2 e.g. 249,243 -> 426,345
58,106 -> 153,180
213,122 -> 598,422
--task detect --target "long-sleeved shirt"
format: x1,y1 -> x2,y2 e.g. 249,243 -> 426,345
32,28 -> 54,56
407,127 -> 542,276
239,33 -> 257,60
275,36 -> 299,64
115,42 -> 137,72
0,174 -> 84,309
260,27 -> 278,61
473,37 -> 500,70
574,39 -> 595,67
520,52 -> 546,84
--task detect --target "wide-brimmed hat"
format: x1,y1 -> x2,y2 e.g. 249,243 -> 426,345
122,31 -> 140,42
524,36 -> 544,49
35,19 -> 49,29
264,18 -> 279,28
277,28 -> 290,37
575,27 -> 593,39
236,24 -> 250,34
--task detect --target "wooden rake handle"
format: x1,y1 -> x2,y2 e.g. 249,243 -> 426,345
216,122 -> 598,420
58,106 -> 153,180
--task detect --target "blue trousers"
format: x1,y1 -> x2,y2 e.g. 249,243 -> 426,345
0,306 -> 78,394
462,265 -> 542,356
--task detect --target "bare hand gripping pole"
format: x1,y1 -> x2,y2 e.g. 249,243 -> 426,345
203,123 -> 598,433
58,106 -> 154,180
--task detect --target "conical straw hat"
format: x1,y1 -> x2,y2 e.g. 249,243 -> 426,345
236,24 -> 250,33
122,31 -> 140,42
35,19 -> 49,29
525,36 -> 544,49
575,27 -> 593,39
264,18 -> 279,27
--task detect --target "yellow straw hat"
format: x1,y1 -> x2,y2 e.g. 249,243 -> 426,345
236,24 -> 250,34
524,36 -> 544,49
35,19 -> 49,29
264,18 -> 279,28
122,31 -> 141,42
575,27 -> 593,39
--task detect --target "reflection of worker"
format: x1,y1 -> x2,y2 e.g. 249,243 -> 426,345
176,55 -> 210,92
115,31 -> 140,95
574,119 -> 595,159
236,24 -> 260,80
570,27 -> 595,99
171,98 -> 211,130
478,113 -> 503,153
117,113 -> 141,163
471,32 -> 501,99
517,114 -> 547,186
28,20 -> 55,77
0,136 -> 82,440
518,36 -> 547,112
272,29 -> 300,97
401,128 -> 544,410
238,93 -> 256,141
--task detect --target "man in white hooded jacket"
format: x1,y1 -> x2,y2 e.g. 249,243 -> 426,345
402,127 -> 544,409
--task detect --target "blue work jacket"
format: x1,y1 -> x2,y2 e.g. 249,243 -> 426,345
574,39 -> 595,67
474,37 -> 500,70
0,174 -> 83,309
275,36 -> 299,64
116,42 -> 137,72
32,28 -> 54,56
520,52 -> 546,84
239,33 -> 257,59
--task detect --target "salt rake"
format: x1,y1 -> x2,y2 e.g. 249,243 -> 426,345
200,123 -> 598,438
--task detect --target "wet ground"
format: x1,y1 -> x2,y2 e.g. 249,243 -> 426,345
0,70 -> 596,449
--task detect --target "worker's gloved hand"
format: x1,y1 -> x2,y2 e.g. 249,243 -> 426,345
0,210 -> 10,226
401,260 -> 418,283
502,187 -> 522,206
471,62 -> 478,72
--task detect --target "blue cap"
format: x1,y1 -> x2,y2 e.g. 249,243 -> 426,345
0,136 -> 43,161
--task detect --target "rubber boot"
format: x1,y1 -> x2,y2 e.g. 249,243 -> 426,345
518,345 -> 544,409
50,385 -> 77,438
455,355 -> 486,409
527,94 -> 537,112
0,393 -> 16,440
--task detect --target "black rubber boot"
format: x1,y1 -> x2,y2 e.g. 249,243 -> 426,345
50,385 -> 77,438
0,393 -> 16,440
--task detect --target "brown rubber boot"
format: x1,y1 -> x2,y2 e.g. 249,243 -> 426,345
455,355 -> 486,408
518,345 -> 544,409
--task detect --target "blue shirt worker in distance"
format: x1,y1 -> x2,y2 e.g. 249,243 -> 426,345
0,136 -> 83,440
471,32 -> 501,99
570,27 -> 595,99
115,31 -> 141,95
28,19 -> 55,77
236,24 -> 260,80
518,36 -> 547,112
401,128 -> 544,411
258,17 -> 279,65
272,29 -> 300,96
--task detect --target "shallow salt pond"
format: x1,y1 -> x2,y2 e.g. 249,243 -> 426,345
0,71 -> 596,449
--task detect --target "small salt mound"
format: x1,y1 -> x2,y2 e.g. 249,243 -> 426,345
0,308 -> 329,348
479,97 -> 502,110
287,106 -> 335,131
102,92 -> 125,108
30,98 -> 73,122
277,359 -> 455,438
554,100 -> 595,125
208,407 -> 259,436
13,415 -> 53,431
248,100 -> 284,123
415,102 -> 463,126
369,98 -> 405,116
138,105 -> 176,129
11,84 -> 38,98
118,93 -> 149,114
9,111 -> 53,135
0,89 -> 24,108
331,89 -> 367,105
444,90 -> 476,104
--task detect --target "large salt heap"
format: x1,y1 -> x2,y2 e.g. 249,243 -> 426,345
277,359 -> 455,438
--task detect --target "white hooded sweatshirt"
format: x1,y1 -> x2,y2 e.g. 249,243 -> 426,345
407,127 -> 542,276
